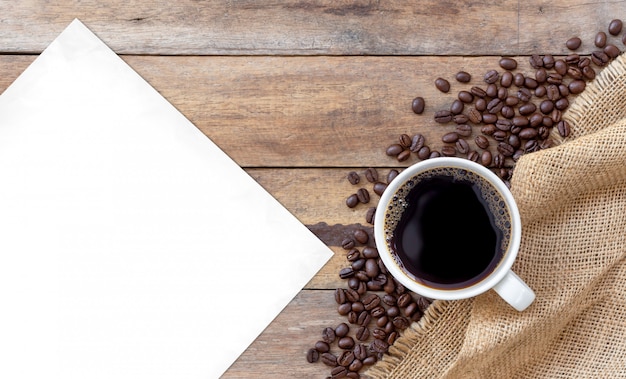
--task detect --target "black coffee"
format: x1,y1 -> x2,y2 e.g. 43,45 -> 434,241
383,167 -> 511,290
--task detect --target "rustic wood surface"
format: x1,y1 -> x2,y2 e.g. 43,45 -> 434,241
2,1 -> 626,378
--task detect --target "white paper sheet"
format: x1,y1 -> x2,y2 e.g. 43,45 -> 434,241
0,19 -> 332,378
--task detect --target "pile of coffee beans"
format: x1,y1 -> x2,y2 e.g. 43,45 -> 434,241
387,19 -> 625,188
306,19 -> 625,379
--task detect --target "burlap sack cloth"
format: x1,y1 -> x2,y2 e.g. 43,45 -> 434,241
367,53 -> 626,379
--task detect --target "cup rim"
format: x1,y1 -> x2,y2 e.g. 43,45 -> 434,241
374,157 -> 522,300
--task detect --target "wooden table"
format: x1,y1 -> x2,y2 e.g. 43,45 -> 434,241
1,2 -> 625,377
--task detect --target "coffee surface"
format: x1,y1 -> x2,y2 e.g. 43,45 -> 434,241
384,168 -> 511,290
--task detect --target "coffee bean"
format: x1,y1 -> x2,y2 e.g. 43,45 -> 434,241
524,77 -> 538,89
335,288 -> 347,304
346,248 -> 361,262
315,340 -> 331,353
365,258 -> 379,278
411,97 -> 425,114
331,365 -> 348,378
467,108 -> 482,124
373,182 -> 387,196
542,54 -> 555,69
555,97 -> 569,111
441,145 -> 456,157
592,50 -> 610,66
386,306 -> 400,318
453,114 -> 469,124
529,54 -> 543,68
349,360 -> 363,373
569,80 -> 586,94
595,31 -> 607,47
458,90 -> 474,104
396,149 -> 411,162
385,144 -> 403,156
604,44 -> 620,59
470,86 -> 487,98
557,120 -> 571,137
497,142 -> 515,157
567,66 -> 583,80
351,301 -> 364,313
307,348 -> 320,363
364,167 -> 379,183
455,71 -> 471,82
354,228 -> 369,244
353,344 -> 367,360
456,138 -> 470,154
449,99 -> 464,115
392,316 -> 410,330
338,336 -> 355,349
362,246 -> 379,259
346,194 -> 358,208
467,150 -> 479,162
519,128 -> 538,140
532,68 -> 546,84
609,19 -> 623,35
539,100 -> 554,114
493,130 -> 507,141
341,237 -> 356,250
499,57 -> 518,70
475,135 -> 490,149
482,113 -> 497,124
365,207 -> 376,224
357,310 -> 371,326
435,77 -> 451,93
582,66 -> 596,80
442,132 -> 459,143
345,288 -> 360,302
347,171 -> 360,185
495,119 -> 512,132
370,339 -> 389,353
363,356 -> 377,365
554,59 -> 568,76
530,113 -> 543,127
480,150 -> 492,166
372,327 -> 386,340
500,71 -> 514,87
484,69 -> 499,84
338,350 -> 355,367
355,326 -> 369,341
409,134 -> 425,152
362,293 -> 381,310
517,88 -> 532,102
335,322 -> 349,337
455,124 -> 472,137
417,146 -> 430,160
386,169 -> 399,184
566,37 -> 582,50
356,188 -> 370,204
434,110 -> 453,123
508,134 -> 521,149
486,83 -> 498,98
518,102 -> 537,115
623,33 -> 626,46
339,267 -> 355,279
481,123 -> 496,135
487,98 -> 504,114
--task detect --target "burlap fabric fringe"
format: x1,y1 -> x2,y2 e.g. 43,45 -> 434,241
367,53 -> 626,379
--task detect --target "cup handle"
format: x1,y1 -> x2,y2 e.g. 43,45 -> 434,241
492,270 -> 535,311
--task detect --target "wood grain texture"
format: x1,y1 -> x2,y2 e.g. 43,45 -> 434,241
0,54 -> 588,167
1,1 -> 625,55
1,2 -> 625,378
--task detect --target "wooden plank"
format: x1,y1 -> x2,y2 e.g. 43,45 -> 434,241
2,1 -> 624,56
220,289 -> 368,378
0,53 -> 600,167
0,0 -> 519,55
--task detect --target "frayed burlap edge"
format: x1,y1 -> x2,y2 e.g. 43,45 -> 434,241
365,52 -> 626,379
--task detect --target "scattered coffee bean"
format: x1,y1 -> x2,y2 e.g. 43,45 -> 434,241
307,348 -> 320,363
435,77 -> 451,92
385,144 -> 403,157
335,323 -> 349,337
609,19 -> 623,35
409,134 -> 425,152
396,149 -> 411,162
484,69 -> 499,84
566,37 -> 582,50
346,171 -> 360,186
411,96 -> 425,114
346,194 -> 358,208
365,207 -> 376,224
455,71 -> 471,82
557,120 -> 571,137
315,340 -> 331,353
604,44 -> 620,59
442,131 -> 459,143
356,188 -> 370,204
364,167 -> 378,183
434,109 -> 453,123
338,336 -> 355,349
330,365 -> 347,377
499,57 -> 518,70
353,229 -> 369,244
595,31 -> 607,47
456,138 -> 470,154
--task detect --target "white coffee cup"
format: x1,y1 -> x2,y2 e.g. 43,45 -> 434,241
374,157 -> 535,311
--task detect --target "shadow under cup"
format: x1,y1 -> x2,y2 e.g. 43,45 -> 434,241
374,158 -> 520,300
